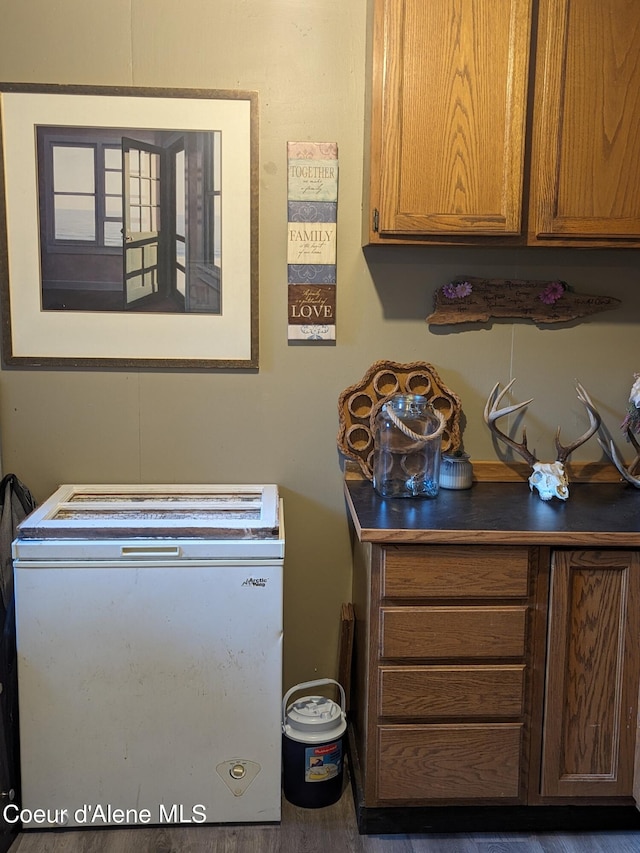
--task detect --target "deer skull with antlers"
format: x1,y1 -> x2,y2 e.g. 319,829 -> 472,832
484,380 -> 601,501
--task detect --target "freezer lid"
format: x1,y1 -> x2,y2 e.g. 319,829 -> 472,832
16,484 -> 281,540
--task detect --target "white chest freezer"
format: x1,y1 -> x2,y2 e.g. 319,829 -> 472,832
12,484 -> 284,829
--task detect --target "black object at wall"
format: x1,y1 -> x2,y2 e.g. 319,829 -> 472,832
0,475 -> 36,853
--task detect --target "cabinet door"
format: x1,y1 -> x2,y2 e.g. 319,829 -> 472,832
529,0 -> 640,246
367,0 -> 533,241
541,550 -> 640,798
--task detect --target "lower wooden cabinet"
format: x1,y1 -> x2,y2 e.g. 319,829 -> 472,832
350,541 -> 640,811
540,550 -> 640,799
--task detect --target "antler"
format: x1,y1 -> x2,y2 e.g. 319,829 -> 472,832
485,380 -> 601,467
596,411 -> 640,487
555,382 -> 602,463
483,379 -> 537,466
600,437 -> 640,486
624,430 -> 640,476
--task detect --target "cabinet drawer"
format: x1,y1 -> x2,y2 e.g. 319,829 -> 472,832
377,724 -> 523,801
380,606 -> 527,659
381,545 -> 530,599
379,665 -> 525,718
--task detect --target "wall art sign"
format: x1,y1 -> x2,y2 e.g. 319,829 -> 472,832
287,142 -> 338,342
0,83 -> 259,369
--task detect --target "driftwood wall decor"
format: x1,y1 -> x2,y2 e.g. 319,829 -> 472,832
427,277 -> 620,326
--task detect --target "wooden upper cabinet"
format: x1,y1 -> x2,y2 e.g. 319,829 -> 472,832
367,0 -> 533,241
365,0 -> 640,247
529,0 -> 640,246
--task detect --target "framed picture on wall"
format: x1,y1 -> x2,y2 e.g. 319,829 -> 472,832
0,83 -> 259,369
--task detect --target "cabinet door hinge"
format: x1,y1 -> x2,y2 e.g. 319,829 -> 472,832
373,208 -> 379,232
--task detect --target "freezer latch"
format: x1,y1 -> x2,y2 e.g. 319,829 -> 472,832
216,759 -> 261,797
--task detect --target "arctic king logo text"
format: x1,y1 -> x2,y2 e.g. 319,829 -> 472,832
242,577 -> 268,587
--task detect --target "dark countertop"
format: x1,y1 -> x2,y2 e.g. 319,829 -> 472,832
344,478 -> 640,546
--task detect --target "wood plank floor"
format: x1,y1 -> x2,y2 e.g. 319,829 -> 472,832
8,784 -> 640,853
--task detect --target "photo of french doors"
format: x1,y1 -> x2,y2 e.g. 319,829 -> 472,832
37,126 -> 222,314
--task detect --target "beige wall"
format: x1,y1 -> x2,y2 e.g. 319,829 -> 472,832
1,0 -> 639,692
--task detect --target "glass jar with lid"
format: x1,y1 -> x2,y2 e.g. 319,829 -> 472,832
372,394 -> 445,498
